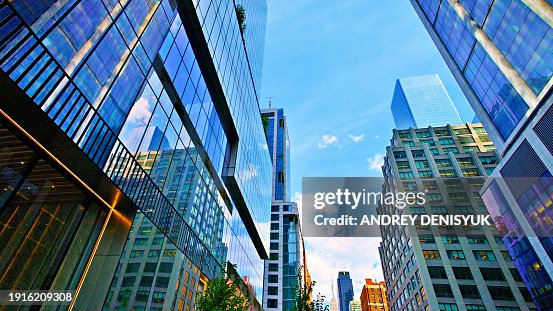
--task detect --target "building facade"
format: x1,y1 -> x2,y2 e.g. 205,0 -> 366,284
331,299 -> 339,311
360,278 -> 389,311
379,124 -> 536,311
104,144 -> 212,310
261,107 -> 307,310
262,108 -> 291,202
338,271 -> 355,311
391,74 -> 463,129
0,0 -> 272,309
331,280 -> 340,311
350,299 -> 362,311
409,1 -> 553,308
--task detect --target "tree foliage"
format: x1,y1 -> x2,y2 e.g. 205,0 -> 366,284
235,4 -> 246,35
291,268 -> 329,311
195,264 -> 250,311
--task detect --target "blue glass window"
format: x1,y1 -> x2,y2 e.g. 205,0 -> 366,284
417,0 -> 441,24
435,2 -> 476,69
463,43 -> 528,139
458,0 -> 493,26
483,0 -> 553,94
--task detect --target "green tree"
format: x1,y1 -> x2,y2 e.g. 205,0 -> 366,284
235,4 -> 246,35
195,264 -> 250,311
291,268 -> 329,311
261,114 -> 269,130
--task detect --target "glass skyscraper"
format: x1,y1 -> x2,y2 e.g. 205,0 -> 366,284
0,0 -> 272,309
391,74 -> 463,129
261,107 -> 307,310
379,124 -> 535,311
409,0 -> 553,309
338,271 -> 354,311
262,108 -> 291,202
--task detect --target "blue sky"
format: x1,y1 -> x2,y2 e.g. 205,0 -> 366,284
259,0 -> 475,303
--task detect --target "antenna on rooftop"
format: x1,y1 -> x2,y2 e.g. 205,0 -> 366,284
331,275 -> 335,299
266,96 -> 275,108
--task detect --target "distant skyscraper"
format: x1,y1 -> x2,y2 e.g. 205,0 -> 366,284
360,278 -> 389,311
379,124 -> 534,311
261,107 -> 307,311
391,74 -> 462,129
338,271 -> 354,311
124,125 -> 172,153
331,280 -> 339,311
262,108 -> 291,202
331,299 -> 339,311
409,1 -> 553,308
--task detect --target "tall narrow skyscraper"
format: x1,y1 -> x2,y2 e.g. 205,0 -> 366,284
409,1 -> 553,308
391,74 -> 463,129
379,124 -> 534,311
338,271 -> 354,311
0,0 -> 271,309
331,279 -> 339,311
261,107 -> 308,310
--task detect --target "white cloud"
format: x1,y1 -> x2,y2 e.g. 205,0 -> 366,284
239,163 -> 257,181
366,153 -> 385,171
348,134 -> 364,143
293,192 -> 303,218
304,237 -> 384,305
318,134 -> 338,148
127,97 -> 152,125
374,135 -> 380,139
260,143 -> 269,151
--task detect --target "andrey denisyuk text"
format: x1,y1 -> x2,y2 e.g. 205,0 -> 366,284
313,214 -> 492,226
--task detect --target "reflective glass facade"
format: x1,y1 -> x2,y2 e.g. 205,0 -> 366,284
483,178 -> 553,309
262,108 -> 291,201
0,121 -> 121,298
0,0 -> 270,308
337,271 -> 354,311
411,1 -> 553,309
235,0 -> 267,93
105,211 -> 206,311
391,74 -> 463,130
411,0 -> 553,145
481,138 -> 553,309
261,108 -> 306,311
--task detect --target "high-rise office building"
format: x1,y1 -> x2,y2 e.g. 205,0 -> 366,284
262,108 -> 291,202
409,1 -> 553,308
360,278 -> 389,311
338,271 -> 355,311
379,124 -> 535,311
391,74 -> 463,129
0,0 -> 272,309
261,107 -> 308,310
